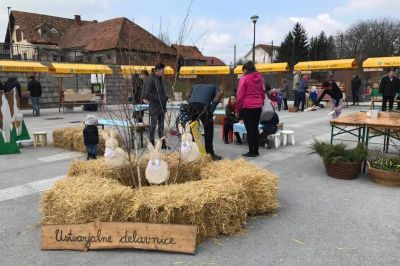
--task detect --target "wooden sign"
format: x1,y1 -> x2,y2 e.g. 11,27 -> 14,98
41,222 -> 197,254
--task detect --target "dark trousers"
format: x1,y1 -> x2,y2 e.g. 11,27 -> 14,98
189,103 -> 214,155
224,121 -> 242,142
351,87 -> 359,104
283,98 -> 288,110
86,144 -> 97,159
149,111 -> 165,143
294,91 -> 305,111
240,108 -> 262,155
382,96 -> 395,111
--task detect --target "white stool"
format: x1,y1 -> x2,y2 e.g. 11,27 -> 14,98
33,132 -> 48,148
268,132 -> 281,149
280,130 -> 295,146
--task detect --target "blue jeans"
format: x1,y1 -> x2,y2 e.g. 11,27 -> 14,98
86,145 -> 97,158
31,97 -> 40,115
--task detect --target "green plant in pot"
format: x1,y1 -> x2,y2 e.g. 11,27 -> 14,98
368,151 -> 400,187
310,140 -> 367,180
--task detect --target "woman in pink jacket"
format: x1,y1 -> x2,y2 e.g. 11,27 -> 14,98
235,61 -> 265,157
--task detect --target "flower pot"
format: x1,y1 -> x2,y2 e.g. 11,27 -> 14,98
367,162 -> 400,187
323,161 -> 361,180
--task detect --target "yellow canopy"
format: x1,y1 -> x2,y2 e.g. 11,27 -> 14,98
234,63 -> 289,74
294,59 -> 357,71
0,60 -> 48,72
120,65 -> 174,75
50,63 -> 113,74
363,57 -> 400,68
179,66 -> 230,75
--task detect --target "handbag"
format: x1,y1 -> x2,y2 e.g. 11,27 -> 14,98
260,94 -> 275,121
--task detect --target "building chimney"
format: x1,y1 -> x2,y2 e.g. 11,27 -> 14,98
74,15 -> 81,25
93,20 -> 98,23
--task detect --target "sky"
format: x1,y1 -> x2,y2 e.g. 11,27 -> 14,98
0,0 -> 399,64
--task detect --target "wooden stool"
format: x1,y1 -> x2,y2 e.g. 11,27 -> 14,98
280,130 -> 295,146
268,132 -> 281,149
33,132 -> 48,148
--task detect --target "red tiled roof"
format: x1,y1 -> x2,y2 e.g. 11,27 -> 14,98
9,10 -> 93,45
172,44 -> 206,60
204,56 -> 226,66
60,17 -> 175,55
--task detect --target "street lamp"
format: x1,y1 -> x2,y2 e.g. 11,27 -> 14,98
250,15 -> 259,63
7,6 -> 12,59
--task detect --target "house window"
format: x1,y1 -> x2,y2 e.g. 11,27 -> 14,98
16,29 -> 22,42
96,56 -> 103,63
107,53 -> 112,60
23,53 -> 27,60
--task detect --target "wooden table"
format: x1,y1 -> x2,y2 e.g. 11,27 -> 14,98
330,112 -> 367,144
330,112 -> 400,151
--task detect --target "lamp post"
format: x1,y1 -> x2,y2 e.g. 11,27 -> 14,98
250,15 -> 259,63
7,6 -> 12,59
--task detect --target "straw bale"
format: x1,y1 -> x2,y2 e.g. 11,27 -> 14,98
53,127 -> 115,155
200,159 -> 278,215
41,175 -> 249,242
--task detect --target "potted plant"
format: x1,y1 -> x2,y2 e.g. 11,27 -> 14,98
310,140 -> 367,180
368,152 -> 400,187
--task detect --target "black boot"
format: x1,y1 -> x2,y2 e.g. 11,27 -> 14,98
161,139 -> 170,150
87,154 -> 90,160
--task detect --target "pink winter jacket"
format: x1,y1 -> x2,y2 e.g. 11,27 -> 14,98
235,71 -> 265,113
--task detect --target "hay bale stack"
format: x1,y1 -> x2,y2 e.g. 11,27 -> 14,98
41,175 -> 249,242
201,159 -> 278,215
52,127 -> 113,155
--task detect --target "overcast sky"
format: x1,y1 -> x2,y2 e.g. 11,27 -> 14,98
0,0 -> 399,63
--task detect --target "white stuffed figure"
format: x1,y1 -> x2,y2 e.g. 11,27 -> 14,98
103,129 -> 129,168
0,91 -> 12,143
11,89 -> 23,136
145,139 -> 170,185
179,123 -> 200,163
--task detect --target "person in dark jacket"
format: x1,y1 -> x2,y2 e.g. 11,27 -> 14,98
4,77 -> 22,99
280,79 -> 289,110
0,80 -> 3,92
27,76 -> 42,116
145,63 -> 169,149
188,83 -> 222,161
259,112 -> 279,148
379,70 -> 400,111
312,81 -> 343,118
83,115 -> 99,160
132,70 -> 148,122
351,74 -> 362,106
223,95 -> 242,144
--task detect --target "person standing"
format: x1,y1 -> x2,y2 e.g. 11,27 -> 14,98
280,79 -> 289,110
351,74 -> 362,106
27,76 -> 42,116
235,61 -> 265,158
132,69 -> 148,122
223,95 -> 242,144
4,77 -> 22,99
312,81 -> 343,118
188,83 -> 222,161
83,115 -> 99,160
294,75 -> 308,111
379,70 -> 400,112
146,63 -> 169,149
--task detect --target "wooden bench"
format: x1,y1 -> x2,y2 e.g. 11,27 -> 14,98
59,92 -> 105,113
371,96 -> 400,109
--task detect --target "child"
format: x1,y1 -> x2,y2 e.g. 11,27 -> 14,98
83,115 -> 99,160
269,89 -> 278,107
259,112 -> 279,148
309,86 -> 318,108
276,90 -> 283,111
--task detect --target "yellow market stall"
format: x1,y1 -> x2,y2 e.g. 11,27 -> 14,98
294,59 -> 357,107
362,56 -> 400,107
0,60 -> 49,108
50,63 -> 113,112
179,66 -> 230,98
233,62 -> 289,74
